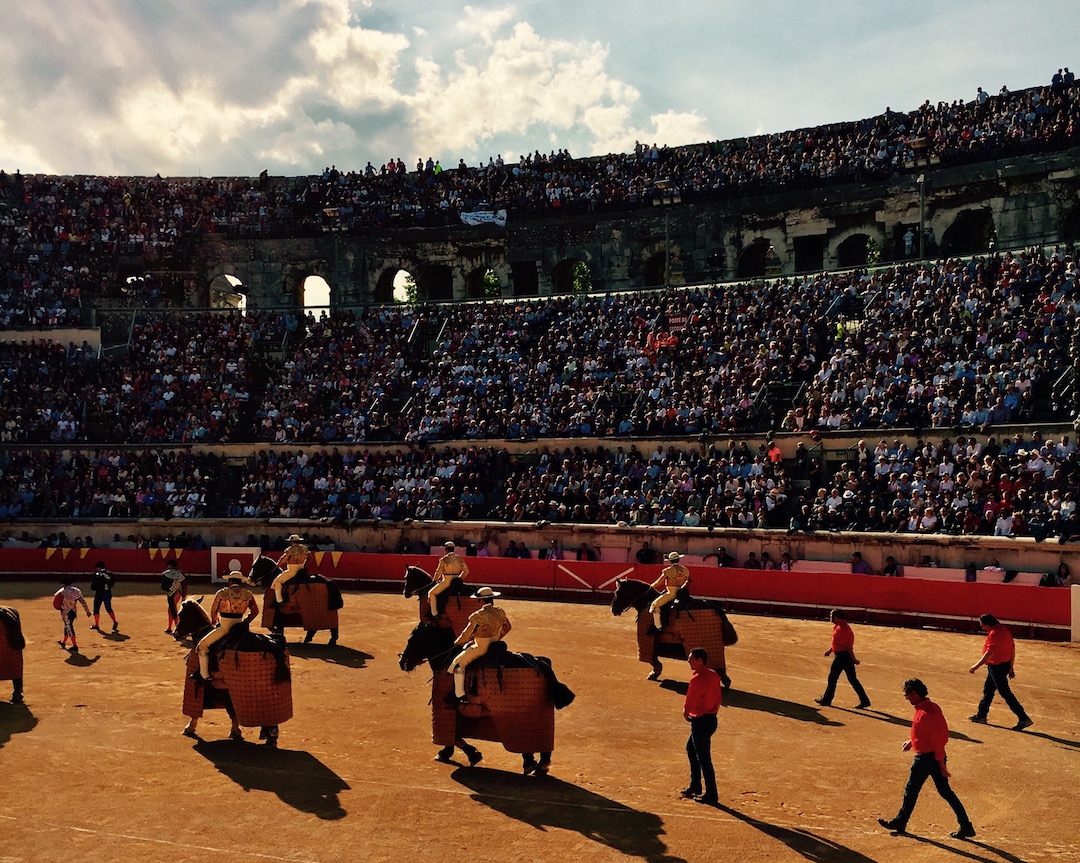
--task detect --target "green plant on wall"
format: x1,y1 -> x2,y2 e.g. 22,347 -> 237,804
571,261 -> 592,294
866,236 -> 881,266
484,269 -> 501,298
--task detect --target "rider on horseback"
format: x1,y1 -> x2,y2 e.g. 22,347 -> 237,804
195,571 -> 259,681
448,587 -> 510,703
428,541 -> 469,620
272,534 -> 309,605
648,552 -> 690,633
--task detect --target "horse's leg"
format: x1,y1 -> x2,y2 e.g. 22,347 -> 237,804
226,702 -> 242,741
182,717 -> 199,738
259,726 -> 279,747
303,630 -> 315,644
647,659 -> 663,681
720,667 -> 732,689
327,628 -> 338,646
434,745 -> 455,763
522,753 -> 539,775
457,738 -> 482,767
536,752 -> 552,774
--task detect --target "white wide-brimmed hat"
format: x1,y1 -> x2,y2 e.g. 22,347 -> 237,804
667,551 -> 682,562
472,586 -> 501,600
287,534 -> 304,542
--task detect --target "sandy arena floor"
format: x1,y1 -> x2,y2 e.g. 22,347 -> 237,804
1,581 -> 1078,863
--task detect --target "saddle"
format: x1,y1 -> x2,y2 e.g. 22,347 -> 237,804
284,569 -> 344,610
432,576 -> 472,616
466,643 -> 575,709
209,624 -> 291,682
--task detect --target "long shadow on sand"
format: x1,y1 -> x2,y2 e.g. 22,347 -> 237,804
831,706 -> 982,744
716,802 -> 876,863
65,651 -> 100,667
721,689 -> 843,726
288,642 -> 372,669
193,739 -> 349,819
906,832 -> 1030,863
0,702 -> 37,749
452,767 -> 687,863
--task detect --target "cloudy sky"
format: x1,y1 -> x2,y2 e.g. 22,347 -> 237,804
2,0 -> 1075,177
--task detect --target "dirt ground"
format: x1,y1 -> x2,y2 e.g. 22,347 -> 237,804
1,581 -> 1078,863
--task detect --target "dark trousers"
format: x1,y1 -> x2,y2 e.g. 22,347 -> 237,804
93,593 -> 113,615
976,662 -> 1028,720
822,651 -> 869,704
895,753 -> 971,830
686,714 -> 718,797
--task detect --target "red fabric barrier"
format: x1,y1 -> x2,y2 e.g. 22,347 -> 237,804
0,548 -> 210,578
0,551 -> 1068,629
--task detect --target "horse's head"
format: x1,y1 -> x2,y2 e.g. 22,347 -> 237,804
173,597 -> 210,641
250,555 -> 282,588
398,621 -> 454,672
611,577 -> 651,616
403,565 -> 433,599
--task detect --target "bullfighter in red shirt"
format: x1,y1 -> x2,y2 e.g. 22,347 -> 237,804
814,609 -> 871,708
878,678 -> 975,840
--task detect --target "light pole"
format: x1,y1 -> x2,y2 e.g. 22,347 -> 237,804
917,174 -> 926,259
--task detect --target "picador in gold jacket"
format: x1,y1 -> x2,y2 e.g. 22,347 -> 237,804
195,571 -> 259,681
447,587 -> 510,703
428,540 -> 469,619
649,551 -> 690,633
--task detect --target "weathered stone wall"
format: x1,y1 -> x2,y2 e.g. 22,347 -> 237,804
194,149 -> 1080,307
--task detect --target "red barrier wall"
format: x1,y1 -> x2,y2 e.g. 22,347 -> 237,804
1,550 -> 1068,629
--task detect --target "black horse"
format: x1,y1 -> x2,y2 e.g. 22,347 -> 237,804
611,577 -> 734,687
399,621 -> 555,775
403,564 -> 479,624
253,554 -> 341,645
173,599 -> 288,745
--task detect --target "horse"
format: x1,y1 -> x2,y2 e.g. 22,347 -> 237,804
255,556 -> 342,645
610,577 -> 735,687
398,620 -> 571,775
0,606 -> 25,704
173,598 -> 292,745
403,564 -> 482,631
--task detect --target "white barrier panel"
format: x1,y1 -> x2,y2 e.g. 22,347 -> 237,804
211,546 -> 261,584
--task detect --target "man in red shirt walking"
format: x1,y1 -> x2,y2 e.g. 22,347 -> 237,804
968,613 -> 1032,730
680,647 -> 721,805
879,678 -> 975,839
814,609 -> 871,708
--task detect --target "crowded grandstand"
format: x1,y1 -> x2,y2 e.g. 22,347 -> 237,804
1,70 -> 1079,554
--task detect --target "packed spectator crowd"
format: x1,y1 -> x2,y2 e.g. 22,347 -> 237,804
1,69 -> 1079,547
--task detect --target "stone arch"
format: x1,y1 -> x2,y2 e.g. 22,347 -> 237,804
832,230 -> 880,268
209,273 -> 246,311
373,261 -> 422,304
551,258 -> 591,295
464,265 -> 503,299
941,208 -> 995,256
737,238 -> 772,278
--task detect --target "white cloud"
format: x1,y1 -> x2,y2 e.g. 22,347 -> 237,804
404,21 -> 648,159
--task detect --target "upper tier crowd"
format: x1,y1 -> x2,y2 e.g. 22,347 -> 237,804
0,69 -> 1077,315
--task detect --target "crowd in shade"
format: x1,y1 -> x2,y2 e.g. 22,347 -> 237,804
0,247 -> 1078,448
0,449 -> 219,520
